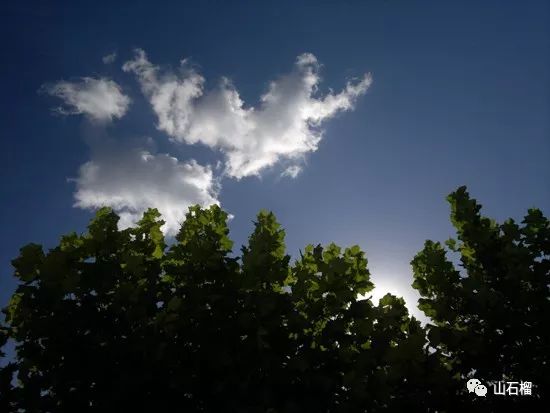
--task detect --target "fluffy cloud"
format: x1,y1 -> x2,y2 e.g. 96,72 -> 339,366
43,77 -> 130,122
73,140 -> 220,235
43,50 -> 369,235
123,49 -> 371,179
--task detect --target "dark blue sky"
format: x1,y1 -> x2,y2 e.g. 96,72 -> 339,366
1,0 -> 549,319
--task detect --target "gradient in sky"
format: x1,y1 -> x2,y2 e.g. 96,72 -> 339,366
1,0 -> 549,322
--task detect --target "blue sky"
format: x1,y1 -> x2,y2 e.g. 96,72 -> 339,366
1,0 -> 549,320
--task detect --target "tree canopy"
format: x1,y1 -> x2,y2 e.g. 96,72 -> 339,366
0,187 -> 548,412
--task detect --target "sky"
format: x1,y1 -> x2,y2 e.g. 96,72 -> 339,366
1,0 -> 549,322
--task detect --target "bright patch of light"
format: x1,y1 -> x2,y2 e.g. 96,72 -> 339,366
359,269 -> 428,324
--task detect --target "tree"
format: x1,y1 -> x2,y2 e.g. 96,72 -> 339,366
1,186 -> 547,411
412,186 -> 549,410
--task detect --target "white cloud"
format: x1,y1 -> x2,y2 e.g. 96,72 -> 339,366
102,52 -> 117,64
123,49 -> 371,179
73,140 -> 220,236
281,165 -> 302,179
43,77 -> 130,122
122,50 -> 204,137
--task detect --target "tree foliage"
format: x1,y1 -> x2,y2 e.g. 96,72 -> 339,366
411,186 -> 549,410
0,187 -> 547,411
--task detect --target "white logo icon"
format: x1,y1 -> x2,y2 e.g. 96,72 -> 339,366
467,378 -> 482,393
474,384 -> 487,397
467,377 -> 534,397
